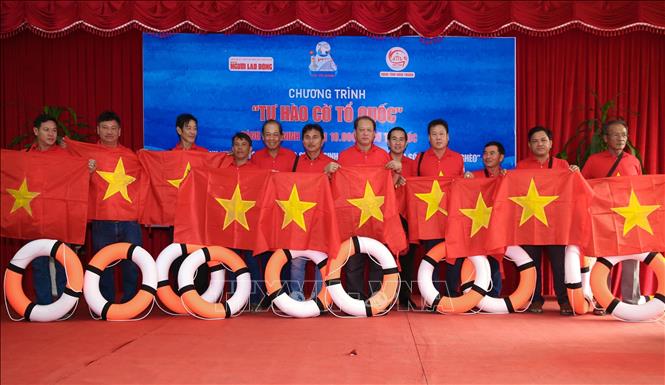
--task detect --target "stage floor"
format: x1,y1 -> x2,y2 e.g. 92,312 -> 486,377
1,301 -> 663,384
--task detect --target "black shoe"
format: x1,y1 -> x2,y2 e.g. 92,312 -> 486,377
527,302 -> 543,313
559,302 -> 573,316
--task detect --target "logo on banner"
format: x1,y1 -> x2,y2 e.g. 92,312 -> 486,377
380,47 -> 415,78
309,41 -> 337,77
228,57 -> 274,72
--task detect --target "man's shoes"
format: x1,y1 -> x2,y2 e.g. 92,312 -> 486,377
559,302 -> 573,316
527,302 -> 543,313
593,307 -> 606,316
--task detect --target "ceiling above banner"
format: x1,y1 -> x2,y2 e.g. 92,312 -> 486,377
1,1 -> 664,39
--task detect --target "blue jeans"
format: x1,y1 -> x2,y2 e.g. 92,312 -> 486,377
289,257 -> 323,301
91,220 -> 142,303
488,256 -> 502,297
32,256 -> 66,305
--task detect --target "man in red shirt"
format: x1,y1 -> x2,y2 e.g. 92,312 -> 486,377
251,120 -> 296,172
417,119 -> 465,298
582,119 -> 643,313
517,126 -> 577,315
328,116 -> 401,299
172,113 -> 207,152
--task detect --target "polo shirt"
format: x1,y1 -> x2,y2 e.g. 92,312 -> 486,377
582,150 -> 642,178
251,147 -> 297,172
337,144 -> 390,167
294,152 -> 334,173
516,155 -> 569,170
171,142 -> 208,152
416,148 -> 464,177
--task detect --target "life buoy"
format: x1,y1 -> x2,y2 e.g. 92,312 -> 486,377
324,236 -> 399,317
264,249 -> 332,318
155,243 -> 226,315
459,245 -> 536,313
4,239 -> 83,322
590,252 -> 665,322
83,243 -> 157,321
178,246 -> 250,319
564,245 -> 592,315
418,242 -> 490,313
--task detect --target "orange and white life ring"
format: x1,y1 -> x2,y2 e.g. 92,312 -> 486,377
418,242 -> 490,314
590,252 -> 664,322
564,245 -> 592,315
459,245 -> 536,313
83,243 -> 157,321
155,243 -> 225,315
324,236 -> 399,317
178,246 -> 249,319
4,239 -> 83,322
265,249 -> 332,318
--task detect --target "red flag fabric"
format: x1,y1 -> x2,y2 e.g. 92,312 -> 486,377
138,150 -> 229,225
173,167 -> 269,250
331,166 -> 407,255
64,139 -> 142,221
445,177 -> 506,258
585,175 -> 665,256
489,169 -> 592,248
405,176 -> 454,243
1,149 -> 89,244
254,172 -> 340,259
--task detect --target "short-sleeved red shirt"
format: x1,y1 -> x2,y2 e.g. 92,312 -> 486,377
415,148 -> 464,177
337,144 -> 390,167
516,155 -> 569,170
171,143 -> 208,152
471,167 -> 504,178
251,147 -> 297,172
294,152 -> 334,173
28,143 -> 65,154
399,155 -> 416,178
582,150 -> 642,179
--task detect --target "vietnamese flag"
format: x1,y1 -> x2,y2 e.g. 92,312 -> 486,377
173,167 -> 269,250
331,166 -> 406,255
65,139 -> 142,221
1,149 -> 89,244
405,176 -> 454,242
445,177 -> 505,258
254,172 -> 340,259
138,150 -> 230,225
585,175 -> 665,256
489,169 -> 592,248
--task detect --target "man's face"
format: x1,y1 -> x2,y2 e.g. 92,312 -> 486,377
302,129 -> 323,154
428,124 -> 449,151
483,145 -> 504,169
388,130 -> 407,155
232,138 -> 251,161
97,119 -> 121,146
604,123 -> 628,153
528,130 -> 551,157
33,120 -> 57,147
177,120 -> 198,145
262,122 -> 282,151
354,118 -> 375,147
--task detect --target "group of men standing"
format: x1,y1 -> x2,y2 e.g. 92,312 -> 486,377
28,111 -> 643,315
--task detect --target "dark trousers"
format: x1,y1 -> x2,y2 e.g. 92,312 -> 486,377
345,253 -> 383,300
522,245 -> 568,305
488,256 -> 502,297
398,245 -> 417,303
228,250 -> 270,306
422,239 -> 463,297
32,256 -> 66,305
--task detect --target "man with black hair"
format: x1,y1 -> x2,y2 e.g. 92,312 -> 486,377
173,113 -> 207,151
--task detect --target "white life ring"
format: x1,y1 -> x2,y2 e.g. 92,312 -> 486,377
564,245 -> 593,315
265,249 -> 332,318
4,239 -> 83,322
83,243 -> 157,320
324,236 -> 399,317
155,243 -> 225,315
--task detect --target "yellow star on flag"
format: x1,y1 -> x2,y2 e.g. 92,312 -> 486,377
96,157 -> 136,202
438,171 -> 444,176
167,162 -> 191,188
459,193 -> 492,237
347,181 -> 385,227
610,188 -> 660,236
508,178 -> 558,226
276,185 -> 317,231
415,180 -> 447,220
215,184 -> 256,231
6,178 -> 40,216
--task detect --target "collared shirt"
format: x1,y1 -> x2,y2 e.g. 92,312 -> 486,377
221,159 -> 257,170
171,142 -> 208,152
294,152 -> 334,173
471,167 -> 504,178
416,148 -> 464,177
28,143 -> 65,154
251,147 -> 297,172
582,150 -> 642,179
516,155 -> 569,170
392,155 -> 416,177
337,144 -> 390,167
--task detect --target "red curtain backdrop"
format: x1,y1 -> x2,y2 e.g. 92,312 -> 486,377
1,1 -> 663,297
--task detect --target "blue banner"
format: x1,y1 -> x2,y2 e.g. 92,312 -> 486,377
143,34 -> 515,171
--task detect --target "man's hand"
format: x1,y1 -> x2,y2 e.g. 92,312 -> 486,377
464,171 -> 474,179
569,164 -> 580,172
385,159 -> 402,173
324,162 -> 341,176
88,159 -> 97,173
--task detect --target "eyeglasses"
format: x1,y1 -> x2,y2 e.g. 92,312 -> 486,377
608,133 -> 628,139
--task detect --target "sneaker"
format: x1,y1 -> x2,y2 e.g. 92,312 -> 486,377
559,302 -> 573,316
527,302 -> 543,313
